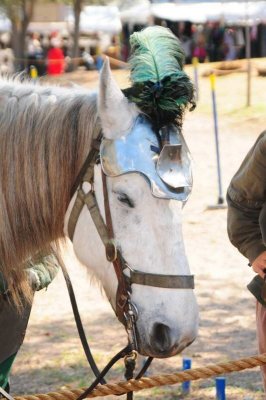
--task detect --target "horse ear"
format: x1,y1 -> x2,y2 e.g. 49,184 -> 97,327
98,57 -> 138,139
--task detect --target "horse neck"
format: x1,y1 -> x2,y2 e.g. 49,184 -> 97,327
0,79 -> 100,292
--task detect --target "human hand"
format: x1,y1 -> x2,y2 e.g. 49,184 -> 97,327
251,251 -> 266,278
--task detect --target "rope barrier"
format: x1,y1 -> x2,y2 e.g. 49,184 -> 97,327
13,352 -> 266,399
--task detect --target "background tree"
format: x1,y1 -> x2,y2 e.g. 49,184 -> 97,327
70,0 -> 112,71
71,0 -> 81,70
0,0 -> 114,72
0,0 -> 35,70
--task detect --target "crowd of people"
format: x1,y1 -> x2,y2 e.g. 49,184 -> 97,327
0,32 -> 66,76
153,20 -> 263,64
0,20 -> 264,76
0,31 -> 97,77
27,32 -> 65,75
179,22 -> 245,63
121,20 -> 264,64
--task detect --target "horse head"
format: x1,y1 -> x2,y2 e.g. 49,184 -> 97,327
64,59 -> 199,359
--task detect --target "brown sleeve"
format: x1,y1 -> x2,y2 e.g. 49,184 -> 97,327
227,131 -> 266,263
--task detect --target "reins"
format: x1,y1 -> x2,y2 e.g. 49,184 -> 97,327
62,264 -> 153,400
61,266 -> 106,385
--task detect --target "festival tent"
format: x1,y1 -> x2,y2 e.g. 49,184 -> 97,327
0,18 -> 70,35
0,6 -> 122,35
27,22 -> 69,34
151,1 -> 266,25
119,0 -> 151,25
0,14 -> 11,32
66,6 -> 122,34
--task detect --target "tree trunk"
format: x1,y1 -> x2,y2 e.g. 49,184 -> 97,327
9,0 -> 34,72
71,0 -> 82,71
11,26 -> 25,71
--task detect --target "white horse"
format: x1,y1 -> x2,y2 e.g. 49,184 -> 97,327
65,60 -> 199,358
0,60 -> 198,360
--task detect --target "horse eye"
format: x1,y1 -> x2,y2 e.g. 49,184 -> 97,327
117,192 -> 134,208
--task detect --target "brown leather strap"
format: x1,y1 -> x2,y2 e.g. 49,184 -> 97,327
128,270 -> 194,289
101,169 -> 115,239
68,189 -> 87,241
68,185 -> 109,244
70,141 -> 100,199
68,185 -> 118,263
83,191 -> 110,247
68,138 -> 100,241
101,170 -> 131,324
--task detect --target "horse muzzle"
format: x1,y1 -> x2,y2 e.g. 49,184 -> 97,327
135,318 -> 197,358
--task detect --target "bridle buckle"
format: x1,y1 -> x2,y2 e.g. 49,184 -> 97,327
106,240 -> 117,262
124,350 -> 137,363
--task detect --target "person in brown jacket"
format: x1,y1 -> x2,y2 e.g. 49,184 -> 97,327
227,130 -> 266,390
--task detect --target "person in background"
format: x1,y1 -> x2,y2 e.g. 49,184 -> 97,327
223,29 -> 236,61
81,47 -> 95,71
180,22 -> 193,64
27,32 -> 45,76
95,44 -> 103,71
47,37 -> 65,76
192,35 -> 207,63
0,45 -> 14,75
227,130 -> 266,391
207,22 -> 225,61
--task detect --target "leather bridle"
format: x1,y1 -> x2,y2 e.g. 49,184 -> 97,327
68,134 -> 195,352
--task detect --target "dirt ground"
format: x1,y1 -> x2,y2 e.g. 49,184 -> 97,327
10,59 -> 266,399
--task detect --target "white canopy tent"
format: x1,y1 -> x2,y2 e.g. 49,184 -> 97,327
151,1 -> 266,25
0,18 -> 70,36
67,6 -> 122,34
119,0 -> 151,25
27,22 -> 69,34
152,2 -> 206,23
0,6 -> 122,35
0,14 -> 10,32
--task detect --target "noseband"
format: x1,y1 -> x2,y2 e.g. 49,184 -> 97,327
68,136 -> 194,351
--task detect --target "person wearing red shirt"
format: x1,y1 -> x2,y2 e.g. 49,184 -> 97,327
47,38 -> 65,75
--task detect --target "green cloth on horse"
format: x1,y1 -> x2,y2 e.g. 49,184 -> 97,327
0,353 -> 17,390
0,254 -> 60,294
26,255 -> 60,291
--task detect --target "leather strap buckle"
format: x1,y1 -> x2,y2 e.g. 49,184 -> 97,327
106,240 -> 117,262
117,293 -> 128,310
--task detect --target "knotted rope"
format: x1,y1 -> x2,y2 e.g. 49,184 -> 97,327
14,352 -> 266,399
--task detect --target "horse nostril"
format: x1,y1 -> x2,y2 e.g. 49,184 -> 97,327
150,322 -> 172,353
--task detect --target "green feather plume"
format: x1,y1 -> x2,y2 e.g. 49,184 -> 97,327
123,26 -> 196,128
129,25 -> 185,82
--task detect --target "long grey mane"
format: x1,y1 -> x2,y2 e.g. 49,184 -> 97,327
0,77 -> 100,304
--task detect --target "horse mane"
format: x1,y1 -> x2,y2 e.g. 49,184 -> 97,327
0,77 -> 101,306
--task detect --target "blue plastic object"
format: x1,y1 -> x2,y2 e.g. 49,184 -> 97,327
182,358 -> 192,394
216,376 -> 226,400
